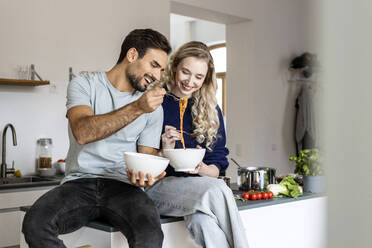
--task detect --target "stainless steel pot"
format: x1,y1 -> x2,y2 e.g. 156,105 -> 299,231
237,167 -> 276,191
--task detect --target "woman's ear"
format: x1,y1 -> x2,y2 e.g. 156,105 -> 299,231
127,48 -> 139,62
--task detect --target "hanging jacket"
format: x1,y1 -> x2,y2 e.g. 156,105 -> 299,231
295,81 -> 316,153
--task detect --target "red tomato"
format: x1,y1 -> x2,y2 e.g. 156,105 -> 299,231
256,192 -> 262,200
242,193 -> 249,200
262,192 -> 269,199
248,190 -> 254,193
249,193 -> 257,200
268,191 -> 274,199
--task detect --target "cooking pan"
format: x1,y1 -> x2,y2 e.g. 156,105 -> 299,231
237,167 -> 276,191
231,158 -> 277,191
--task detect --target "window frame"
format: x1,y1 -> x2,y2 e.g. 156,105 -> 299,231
209,43 -> 226,116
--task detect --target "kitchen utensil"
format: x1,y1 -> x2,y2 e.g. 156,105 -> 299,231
162,148 -> 205,172
38,168 -> 56,177
176,130 -> 192,136
124,152 -> 169,180
237,166 -> 276,191
146,81 -> 181,101
165,92 -> 181,101
230,158 -> 243,169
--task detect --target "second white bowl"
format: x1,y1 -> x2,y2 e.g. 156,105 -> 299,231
162,148 -> 206,172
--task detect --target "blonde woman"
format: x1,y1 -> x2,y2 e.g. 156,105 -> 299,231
146,41 -> 249,248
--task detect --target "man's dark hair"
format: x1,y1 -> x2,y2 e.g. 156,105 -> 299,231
117,29 -> 172,64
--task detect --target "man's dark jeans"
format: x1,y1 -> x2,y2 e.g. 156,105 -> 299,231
22,178 -> 163,248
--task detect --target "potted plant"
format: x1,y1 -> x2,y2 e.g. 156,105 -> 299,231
289,148 -> 325,193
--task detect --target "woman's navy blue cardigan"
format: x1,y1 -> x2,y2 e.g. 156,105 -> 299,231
161,94 -> 229,177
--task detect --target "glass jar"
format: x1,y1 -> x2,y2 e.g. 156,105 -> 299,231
37,138 -> 53,169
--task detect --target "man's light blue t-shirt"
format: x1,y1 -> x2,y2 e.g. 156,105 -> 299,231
63,72 -> 163,184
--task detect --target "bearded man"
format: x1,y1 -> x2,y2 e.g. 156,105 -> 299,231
22,29 -> 171,248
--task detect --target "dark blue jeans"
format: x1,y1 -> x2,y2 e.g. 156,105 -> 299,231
22,178 -> 163,248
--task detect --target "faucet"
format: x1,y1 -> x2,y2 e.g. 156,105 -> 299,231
1,123 -> 17,178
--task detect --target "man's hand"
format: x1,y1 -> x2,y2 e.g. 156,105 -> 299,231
136,87 -> 166,113
126,168 -> 166,187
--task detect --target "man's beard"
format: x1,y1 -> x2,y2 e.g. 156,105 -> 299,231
126,68 -> 146,92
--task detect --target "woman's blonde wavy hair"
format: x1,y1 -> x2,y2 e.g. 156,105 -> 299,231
163,41 -> 220,150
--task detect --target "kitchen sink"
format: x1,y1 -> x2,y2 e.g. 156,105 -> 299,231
0,176 -> 61,189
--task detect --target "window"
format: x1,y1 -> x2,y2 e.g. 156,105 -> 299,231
209,43 -> 226,116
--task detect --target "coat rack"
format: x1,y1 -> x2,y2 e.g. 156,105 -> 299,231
287,52 -> 319,83
69,67 -> 76,82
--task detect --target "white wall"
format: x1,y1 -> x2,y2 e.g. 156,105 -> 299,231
0,0 -> 169,175
170,14 -> 225,51
1,0 -> 311,179
170,14 -> 194,52
173,0 -> 313,179
190,19 -> 225,46
320,0 -> 372,247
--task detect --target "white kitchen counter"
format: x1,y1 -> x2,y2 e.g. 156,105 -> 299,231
19,193 -> 327,248
0,185 -> 58,248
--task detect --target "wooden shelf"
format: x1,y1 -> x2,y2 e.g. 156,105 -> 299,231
0,78 -> 50,86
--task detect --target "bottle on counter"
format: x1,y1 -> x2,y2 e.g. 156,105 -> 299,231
37,138 -> 53,169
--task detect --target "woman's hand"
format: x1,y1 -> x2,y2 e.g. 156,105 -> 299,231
187,161 -> 206,175
188,162 -> 220,178
161,125 -> 181,149
187,145 -> 220,177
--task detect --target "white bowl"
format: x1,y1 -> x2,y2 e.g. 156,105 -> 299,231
162,148 -> 206,172
124,152 -> 169,180
38,168 -> 57,177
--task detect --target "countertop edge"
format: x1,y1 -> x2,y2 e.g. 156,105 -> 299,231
0,184 -> 59,193
20,194 -> 326,233
235,193 -> 326,211
12,181 -> 327,233
82,194 -> 327,232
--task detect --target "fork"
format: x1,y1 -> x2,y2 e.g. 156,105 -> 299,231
146,82 -> 180,101
165,92 -> 180,101
176,130 -> 192,136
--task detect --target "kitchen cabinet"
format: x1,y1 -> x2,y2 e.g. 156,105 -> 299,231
240,196 -> 327,248
0,211 -> 22,247
0,186 -> 55,247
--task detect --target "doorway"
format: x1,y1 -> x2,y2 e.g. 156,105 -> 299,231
170,13 -> 227,116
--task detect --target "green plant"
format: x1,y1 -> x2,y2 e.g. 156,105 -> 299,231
289,148 -> 323,176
